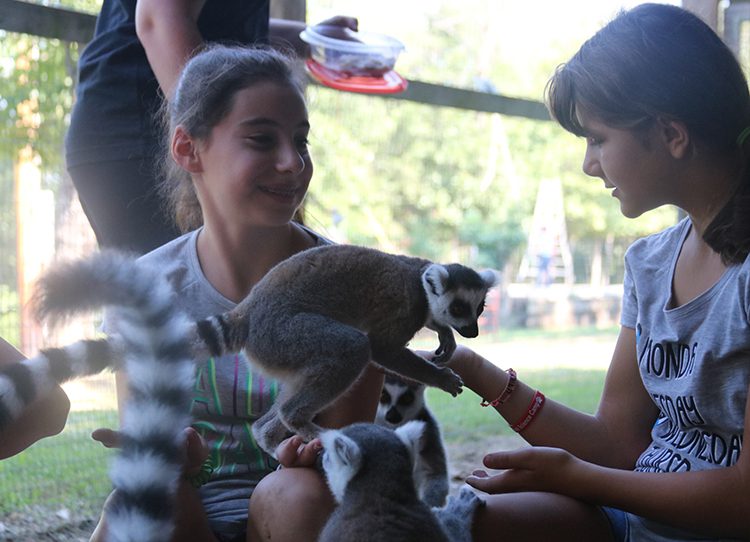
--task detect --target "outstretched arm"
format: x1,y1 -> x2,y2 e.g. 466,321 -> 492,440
0,338 -> 70,459
444,326 -> 657,468
135,0 -> 359,100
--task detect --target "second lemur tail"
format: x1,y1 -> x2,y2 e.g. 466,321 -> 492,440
0,250 -> 194,542
194,309 -> 250,359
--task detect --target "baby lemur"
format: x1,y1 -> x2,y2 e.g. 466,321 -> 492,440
377,373 -> 449,507
319,421 -> 484,542
194,244 -> 498,456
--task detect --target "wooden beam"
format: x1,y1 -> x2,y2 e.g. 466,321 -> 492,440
379,80 -> 551,121
0,0 -> 95,43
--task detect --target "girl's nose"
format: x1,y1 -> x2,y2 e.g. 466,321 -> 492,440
278,146 -> 306,175
581,146 -> 599,178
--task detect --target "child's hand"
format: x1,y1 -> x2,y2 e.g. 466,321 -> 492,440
275,435 -> 322,468
91,426 -> 209,476
466,447 -> 584,496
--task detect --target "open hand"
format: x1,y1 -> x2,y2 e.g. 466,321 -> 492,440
91,426 -> 208,477
466,446 -> 585,496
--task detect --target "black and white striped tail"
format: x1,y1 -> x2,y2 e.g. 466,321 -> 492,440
0,338 -> 118,431
194,313 -> 249,358
1,250 -> 195,542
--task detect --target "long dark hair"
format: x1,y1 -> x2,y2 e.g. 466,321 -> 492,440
159,44 -> 306,232
546,3 -> 750,264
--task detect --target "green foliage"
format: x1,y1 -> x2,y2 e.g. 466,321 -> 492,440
0,32 -> 80,176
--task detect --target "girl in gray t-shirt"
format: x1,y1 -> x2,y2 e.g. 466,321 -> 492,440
444,4 -> 750,541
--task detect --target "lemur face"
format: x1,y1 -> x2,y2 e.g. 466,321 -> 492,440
376,376 -> 425,427
421,264 -> 499,337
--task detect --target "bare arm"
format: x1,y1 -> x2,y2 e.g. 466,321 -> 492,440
447,326 -> 657,468
135,1 -> 359,100
467,378 -> 750,538
315,363 -> 384,428
0,338 -> 70,459
135,0 -> 206,99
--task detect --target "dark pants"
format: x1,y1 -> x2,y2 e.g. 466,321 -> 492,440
68,156 -> 181,255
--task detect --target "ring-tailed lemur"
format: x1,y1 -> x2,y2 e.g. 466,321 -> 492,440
319,421 -> 484,542
0,251 -> 194,542
376,373 -> 449,507
192,244 -> 499,456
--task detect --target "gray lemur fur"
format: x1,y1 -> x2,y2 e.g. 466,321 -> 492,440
376,373 -> 450,507
194,244 -> 499,456
319,421 -> 484,542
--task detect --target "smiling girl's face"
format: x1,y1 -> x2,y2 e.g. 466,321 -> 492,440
191,80 -> 313,230
578,110 -> 679,219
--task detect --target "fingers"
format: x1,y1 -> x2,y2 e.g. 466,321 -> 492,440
91,428 -> 120,448
322,15 -> 358,31
183,427 -> 209,476
276,435 -> 322,468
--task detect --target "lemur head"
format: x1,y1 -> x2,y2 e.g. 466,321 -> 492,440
377,375 -> 425,427
421,263 -> 499,338
320,421 -> 425,503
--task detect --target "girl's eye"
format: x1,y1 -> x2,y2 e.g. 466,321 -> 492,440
296,137 -> 310,154
246,134 -> 275,147
586,135 -> 603,147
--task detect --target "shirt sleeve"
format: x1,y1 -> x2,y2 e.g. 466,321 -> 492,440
620,249 -> 638,329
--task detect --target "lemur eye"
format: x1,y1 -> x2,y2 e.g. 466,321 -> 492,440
380,390 -> 391,404
476,300 -> 486,317
449,301 -> 470,318
398,391 -> 415,406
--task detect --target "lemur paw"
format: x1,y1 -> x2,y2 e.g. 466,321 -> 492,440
436,367 -> 463,396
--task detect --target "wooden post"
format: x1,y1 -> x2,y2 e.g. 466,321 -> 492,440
14,146 -> 55,354
270,0 -> 306,22
682,0 -> 720,30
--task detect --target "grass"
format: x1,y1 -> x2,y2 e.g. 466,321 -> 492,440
0,409 -> 117,516
0,327 -> 615,520
428,367 -> 606,443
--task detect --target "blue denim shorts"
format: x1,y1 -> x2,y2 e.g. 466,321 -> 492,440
601,506 -> 628,542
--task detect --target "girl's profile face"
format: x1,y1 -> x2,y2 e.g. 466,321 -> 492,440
577,110 -> 677,219
193,80 -> 313,229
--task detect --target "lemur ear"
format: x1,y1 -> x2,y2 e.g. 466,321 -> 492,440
320,429 -> 362,503
321,430 -> 362,470
395,420 -> 426,466
422,264 -> 450,297
479,269 -> 501,288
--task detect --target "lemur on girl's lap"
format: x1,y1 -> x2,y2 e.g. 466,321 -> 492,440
318,421 -> 483,542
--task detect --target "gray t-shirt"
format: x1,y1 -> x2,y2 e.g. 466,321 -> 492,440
619,218 -> 750,541
110,225 -> 330,537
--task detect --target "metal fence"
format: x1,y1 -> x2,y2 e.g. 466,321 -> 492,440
0,3 -> 559,538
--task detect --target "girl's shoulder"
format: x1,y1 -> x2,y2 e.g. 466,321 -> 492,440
136,230 -> 203,294
624,217 -> 690,263
297,223 -> 335,247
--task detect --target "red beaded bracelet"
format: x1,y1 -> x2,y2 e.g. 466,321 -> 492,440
510,390 -> 545,432
480,368 -> 517,407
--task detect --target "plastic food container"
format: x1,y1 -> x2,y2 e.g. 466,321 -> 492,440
300,26 -> 405,77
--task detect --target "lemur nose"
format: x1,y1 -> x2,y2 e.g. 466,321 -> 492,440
385,408 -> 402,424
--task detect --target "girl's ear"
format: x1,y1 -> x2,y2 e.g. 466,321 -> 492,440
171,125 -> 203,173
657,117 -> 691,159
